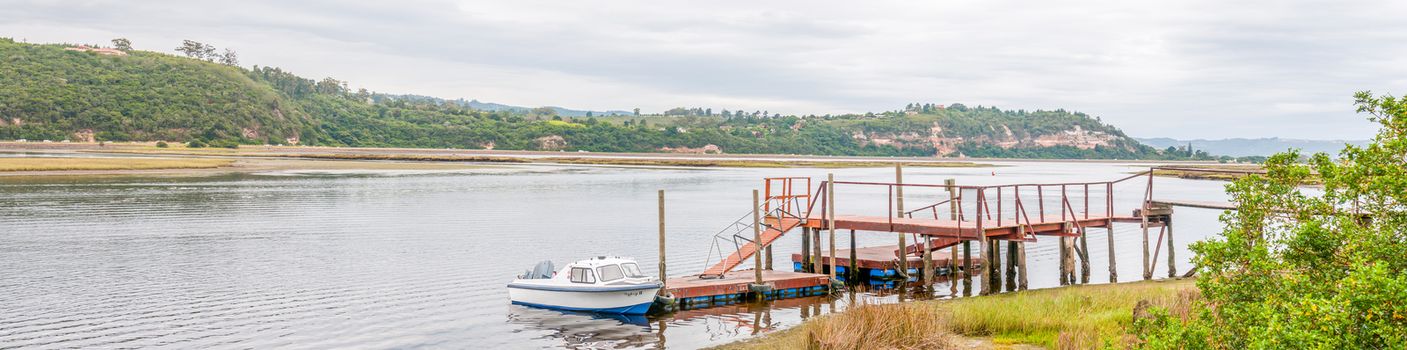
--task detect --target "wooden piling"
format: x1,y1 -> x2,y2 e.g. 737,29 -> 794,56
945,179 -> 959,296
1080,226 -> 1090,284
849,229 -> 858,281
895,163 -> 907,279
1017,241 -> 1028,290
765,246 -> 773,270
988,241 -> 1001,292
1142,210 -> 1152,280
1107,183 -> 1118,283
1058,235 -> 1069,286
827,173 -> 836,281
752,190 -> 762,285
801,227 -> 811,272
962,241 -> 972,296
813,228 -> 822,274
658,190 -> 666,290
1166,220 -> 1176,278
1005,240 -> 1017,292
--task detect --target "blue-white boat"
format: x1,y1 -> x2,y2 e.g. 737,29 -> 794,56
507,257 -> 661,314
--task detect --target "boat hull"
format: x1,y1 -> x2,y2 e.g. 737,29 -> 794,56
507,282 -> 660,315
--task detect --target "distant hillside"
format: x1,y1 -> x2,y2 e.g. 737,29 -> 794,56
1137,137 -> 1368,157
0,38 -> 1201,160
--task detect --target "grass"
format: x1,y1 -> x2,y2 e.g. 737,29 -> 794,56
0,157 -> 233,171
714,278 -> 1198,350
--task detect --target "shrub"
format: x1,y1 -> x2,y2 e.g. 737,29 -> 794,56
187,139 -> 207,148
155,141 -> 168,148
1137,91 -> 1407,348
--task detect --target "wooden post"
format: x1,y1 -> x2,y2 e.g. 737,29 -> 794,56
765,245 -> 773,270
1166,220 -> 1176,278
1142,211 -> 1152,280
849,229 -> 858,281
753,190 -> 762,284
988,240 -> 1001,292
895,163 -> 907,279
1017,241 -> 1028,290
962,241 -> 972,296
946,179 -> 959,296
1107,183 -> 1118,283
1005,240 -> 1017,292
1080,227 -> 1090,284
1058,225 -> 1069,286
658,190 -> 667,290
977,189 -> 988,295
827,173 -> 836,280
922,237 -> 933,287
813,227 -> 822,273
801,227 -> 811,272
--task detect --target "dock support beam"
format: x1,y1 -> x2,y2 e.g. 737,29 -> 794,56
658,190 -> 666,290
1166,220 -> 1176,278
1005,241 -> 1017,292
1107,183 -> 1118,283
962,241 -> 972,296
752,190 -> 762,285
987,241 -> 1001,292
1080,227 -> 1090,284
765,246 -> 773,270
849,229 -> 858,282
1142,215 -> 1152,280
944,179 -> 960,296
801,227 -> 811,272
1017,241 -> 1028,290
1058,235 -> 1069,286
813,228 -> 822,274
895,163 -> 908,279
827,173 -> 836,282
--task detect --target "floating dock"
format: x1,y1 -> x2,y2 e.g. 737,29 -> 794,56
664,270 -> 832,308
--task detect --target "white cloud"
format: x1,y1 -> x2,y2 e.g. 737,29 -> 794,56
2,0 -> 1402,139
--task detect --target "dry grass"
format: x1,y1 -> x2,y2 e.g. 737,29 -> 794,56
0,157 -> 233,171
715,279 -> 1198,350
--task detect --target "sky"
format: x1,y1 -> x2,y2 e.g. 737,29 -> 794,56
3,0 -> 1405,140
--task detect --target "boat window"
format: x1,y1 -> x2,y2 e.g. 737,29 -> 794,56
569,267 -> 595,283
621,263 -> 645,278
597,264 -> 624,282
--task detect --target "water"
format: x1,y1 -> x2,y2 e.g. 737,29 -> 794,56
0,161 -> 1231,349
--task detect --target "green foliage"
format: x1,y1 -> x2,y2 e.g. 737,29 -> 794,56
0,38 -> 1200,160
155,141 -> 167,148
1137,92 -> 1407,348
187,139 -> 206,148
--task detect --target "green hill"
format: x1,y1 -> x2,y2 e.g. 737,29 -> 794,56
0,38 -> 1193,159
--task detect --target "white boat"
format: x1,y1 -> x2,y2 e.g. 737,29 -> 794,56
507,256 -> 662,314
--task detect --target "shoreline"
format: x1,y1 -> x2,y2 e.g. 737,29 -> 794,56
711,278 -> 1197,350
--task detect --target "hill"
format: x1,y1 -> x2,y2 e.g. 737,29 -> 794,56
0,38 -> 1195,160
1137,137 -> 1368,157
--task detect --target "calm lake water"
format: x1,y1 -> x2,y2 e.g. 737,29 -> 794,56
0,160 -> 1230,349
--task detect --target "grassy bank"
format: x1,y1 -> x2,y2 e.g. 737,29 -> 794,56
1151,164 -> 1261,181
715,278 -> 1197,349
0,157 -> 233,171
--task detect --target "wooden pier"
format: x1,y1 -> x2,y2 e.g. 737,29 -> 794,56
654,165 -> 1221,312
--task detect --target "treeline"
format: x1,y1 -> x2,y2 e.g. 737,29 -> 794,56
0,38 -> 1214,160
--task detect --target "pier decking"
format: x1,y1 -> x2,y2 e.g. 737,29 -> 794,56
661,166 -> 1206,310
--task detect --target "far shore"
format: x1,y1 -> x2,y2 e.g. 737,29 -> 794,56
0,141 -> 1240,177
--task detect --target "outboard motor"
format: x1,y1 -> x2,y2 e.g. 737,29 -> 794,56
521,260 -> 555,279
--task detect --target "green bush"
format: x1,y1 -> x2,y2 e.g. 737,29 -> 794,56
1137,91 -> 1407,348
155,141 -> 168,148
187,139 -> 206,148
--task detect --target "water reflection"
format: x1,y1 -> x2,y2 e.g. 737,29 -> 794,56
507,306 -> 657,349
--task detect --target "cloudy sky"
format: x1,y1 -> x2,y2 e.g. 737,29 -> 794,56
4,0 -> 1404,139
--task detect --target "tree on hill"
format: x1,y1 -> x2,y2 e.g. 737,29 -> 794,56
111,38 -> 131,51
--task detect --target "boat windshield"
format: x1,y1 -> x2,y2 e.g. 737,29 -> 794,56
620,263 -> 646,278
597,264 -> 624,282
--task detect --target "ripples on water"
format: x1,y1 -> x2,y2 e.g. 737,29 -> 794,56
0,162 -> 1227,349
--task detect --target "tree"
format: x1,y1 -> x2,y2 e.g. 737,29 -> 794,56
1137,91 -> 1407,348
219,48 -> 239,66
176,40 -> 206,58
633,108 -> 641,116
111,38 -> 131,51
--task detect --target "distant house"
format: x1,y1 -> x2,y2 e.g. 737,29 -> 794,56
64,45 -> 128,56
